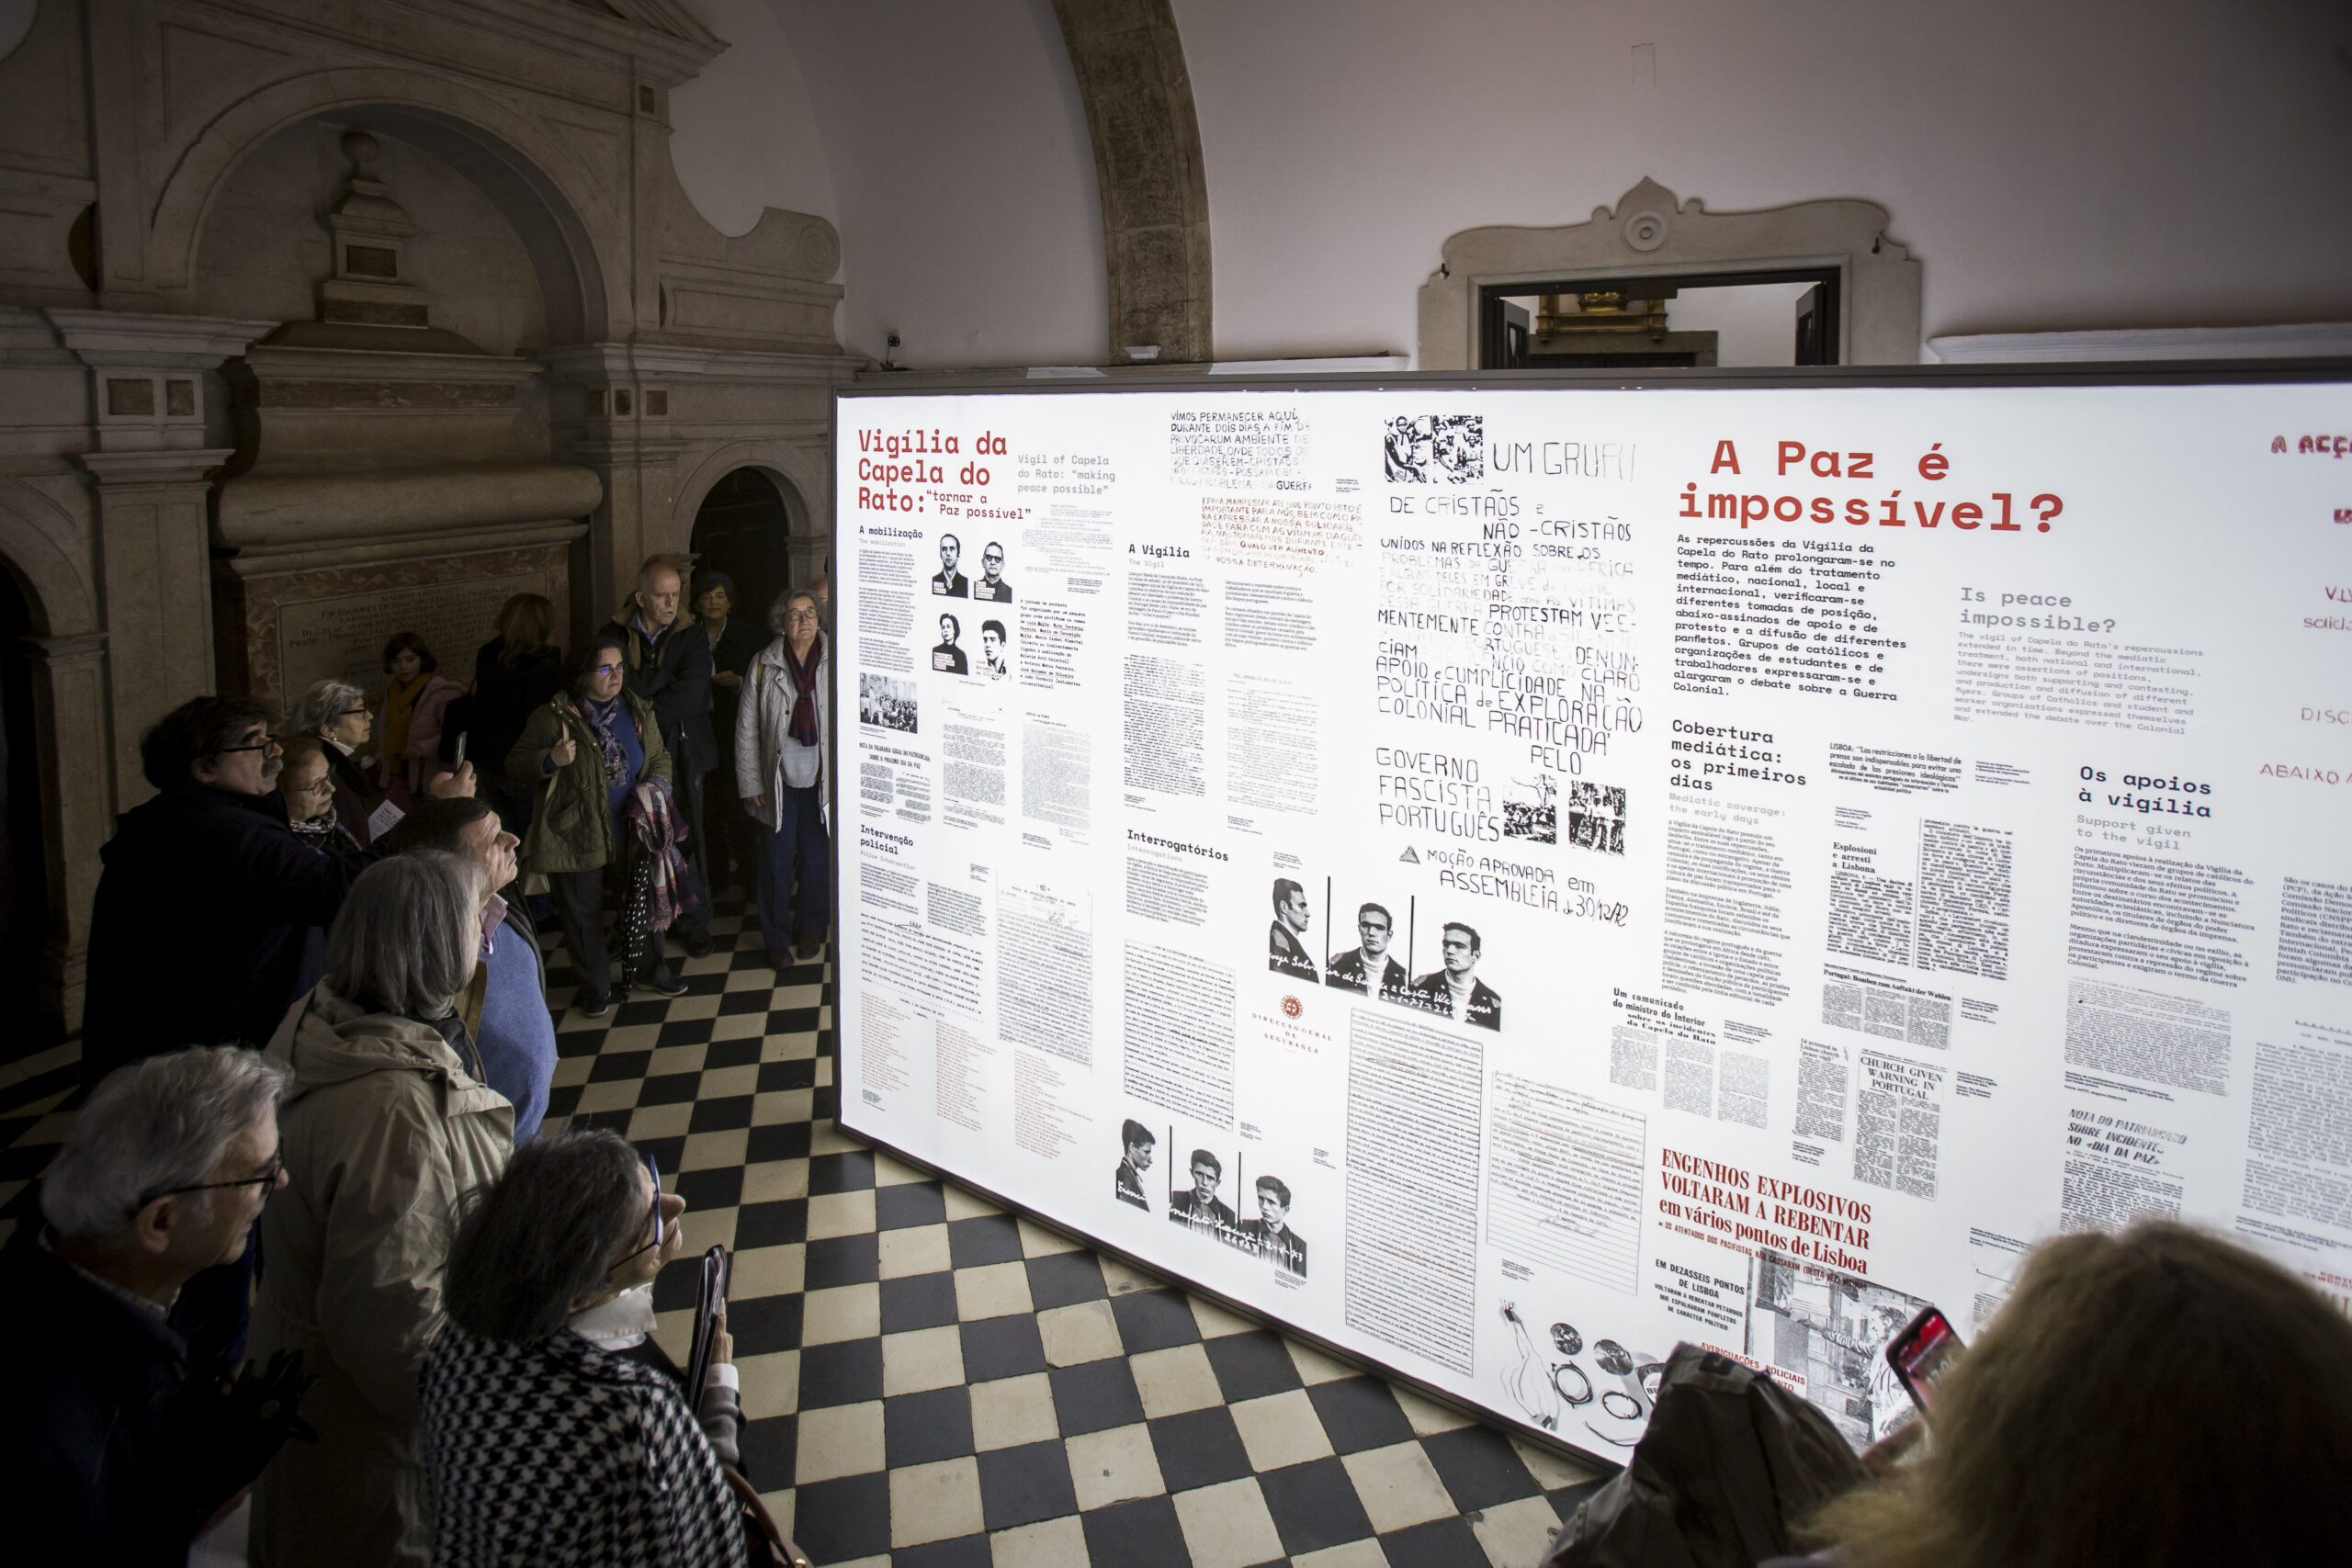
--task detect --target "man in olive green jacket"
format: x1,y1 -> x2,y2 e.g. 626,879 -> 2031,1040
506,636 -> 680,1011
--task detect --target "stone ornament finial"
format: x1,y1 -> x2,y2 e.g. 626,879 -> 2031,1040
340,130 -> 386,190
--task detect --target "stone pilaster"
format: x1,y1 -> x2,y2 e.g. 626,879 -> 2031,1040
23,631 -> 109,1030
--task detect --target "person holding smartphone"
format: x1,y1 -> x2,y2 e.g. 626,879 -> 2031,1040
422,1129 -> 745,1568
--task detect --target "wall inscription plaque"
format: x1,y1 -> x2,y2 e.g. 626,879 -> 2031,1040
277,571 -> 555,702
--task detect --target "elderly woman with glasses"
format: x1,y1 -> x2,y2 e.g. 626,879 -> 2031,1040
249,853 -> 514,1568
288,677 -> 386,846
421,1127 -> 752,1568
737,591 -> 831,969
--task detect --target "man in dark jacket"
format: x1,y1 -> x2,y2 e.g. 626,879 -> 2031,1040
0,1046 -> 313,1567
606,556 -> 715,956
81,698 -> 476,1089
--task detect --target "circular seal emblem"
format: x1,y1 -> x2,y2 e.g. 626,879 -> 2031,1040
1282,995 -> 1303,1018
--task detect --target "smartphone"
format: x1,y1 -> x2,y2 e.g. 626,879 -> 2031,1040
453,730 -> 469,768
1885,1304 -> 1963,1409
684,1245 -> 731,1396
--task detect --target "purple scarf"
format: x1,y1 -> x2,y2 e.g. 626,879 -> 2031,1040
782,633 -> 823,749
581,694 -> 628,783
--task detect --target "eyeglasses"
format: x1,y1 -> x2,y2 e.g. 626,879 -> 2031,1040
786,610 -> 820,624
214,736 -> 282,757
135,1148 -> 285,1213
612,1152 -> 667,1267
340,705 -> 369,718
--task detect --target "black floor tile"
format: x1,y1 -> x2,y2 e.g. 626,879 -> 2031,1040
1419,1423 -> 1543,1512
1108,1289 -> 1201,1355
875,1180 -> 946,1230
729,1290 -> 803,1355
1380,1514 -> 1489,1567
799,1337 -> 886,1409
612,998 -> 673,1027
636,1070 -> 705,1106
738,1413 -> 797,1495
771,1004 -> 822,1032
673,1165 -> 742,1213
879,1270 -> 961,1334
542,1084 -> 582,1120
759,1056 -> 818,1090
1549,1478 -> 1606,1522
587,1049 -> 651,1082
1080,1495 -> 1188,1568
634,1134 -> 686,1173
893,1535 -> 990,1568
1202,1330 -> 1303,1404
1148,1405 -> 1253,1494
718,987 -> 773,1016
945,1213 -> 1023,1269
793,1471 -> 892,1562
1257,1454 -> 1375,1556
735,1198 -> 808,1249
704,1034 -> 764,1067
686,1094 -> 755,1133
805,1233 -> 880,1289
884,1385 -> 976,1467
809,1149 -> 876,1194
959,1314 -> 1046,1382
1024,1250 -> 1107,1310
813,1085 -> 840,1120
746,1121 -> 813,1163
657,1019 -> 717,1046
976,1439 -> 1079,1531
1306,1376 -> 1416,1455
1047,1359 -> 1145,1437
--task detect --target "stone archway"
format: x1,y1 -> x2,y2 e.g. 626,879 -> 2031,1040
0,479 -> 111,1032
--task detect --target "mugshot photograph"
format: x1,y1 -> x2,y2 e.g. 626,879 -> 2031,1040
1169,1148 -> 1236,1237
932,613 -> 968,675
1115,1119 -> 1155,1211
1408,919 -> 1502,1031
1237,1175 -> 1307,1278
1269,876 -> 1317,983
1326,900 -> 1408,999
932,534 -> 969,596
972,541 -> 1012,602
980,619 -> 1011,680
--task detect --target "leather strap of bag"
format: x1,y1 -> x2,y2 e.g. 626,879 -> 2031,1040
721,1461 -> 808,1568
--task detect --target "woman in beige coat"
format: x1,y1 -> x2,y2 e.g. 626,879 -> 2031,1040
249,852 -> 514,1568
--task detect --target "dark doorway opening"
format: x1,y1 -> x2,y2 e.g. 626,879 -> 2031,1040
1480,266 -> 1842,370
0,569 -> 58,1061
690,468 -> 794,630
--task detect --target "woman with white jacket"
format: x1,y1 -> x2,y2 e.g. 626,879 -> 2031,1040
735,590 -> 830,969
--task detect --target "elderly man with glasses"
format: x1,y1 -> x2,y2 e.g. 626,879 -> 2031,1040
0,1046 -> 315,1566
82,698 -> 476,1092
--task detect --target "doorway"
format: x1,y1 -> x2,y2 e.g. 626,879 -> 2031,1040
0,568 -> 57,1061
1481,268 -> 1840,370
690,468 -> 795,629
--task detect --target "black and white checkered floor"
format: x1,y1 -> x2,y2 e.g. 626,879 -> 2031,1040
0,892 -> 1605,1566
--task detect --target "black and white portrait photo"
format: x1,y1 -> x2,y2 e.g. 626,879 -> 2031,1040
858,672 -> 918,734
980,618 -> 1011,680
1115,1119 -> 1155,1211
1326,901 -> 1408,1000
1269,876 -> 1317,983
972,540 -> 1012,602
932,534 -> 969,597
1237,1174 -> 1307,1278
1408,920 -> 1502,1031
932,613 -> 968,675
1168,1148 -> 1236,1237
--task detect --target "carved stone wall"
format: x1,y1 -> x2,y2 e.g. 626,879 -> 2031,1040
0,0 -> 855,1034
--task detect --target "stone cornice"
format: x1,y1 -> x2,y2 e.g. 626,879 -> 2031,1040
539,343 -> 865,386
47,310 -> 276,368
75,448 -> 237,485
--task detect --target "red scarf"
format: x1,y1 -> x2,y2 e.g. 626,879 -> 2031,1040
782,633 -> 823,748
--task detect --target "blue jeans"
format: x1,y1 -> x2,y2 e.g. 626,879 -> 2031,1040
754,783 -> 829,950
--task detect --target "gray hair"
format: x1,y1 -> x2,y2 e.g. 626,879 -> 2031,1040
770,589 -> 819,637
41,1046 -> 290,1239
325,852 -> 485,1018
287,678 -> 366,737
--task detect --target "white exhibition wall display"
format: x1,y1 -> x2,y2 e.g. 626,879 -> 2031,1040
831,371 -> 2352,1464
